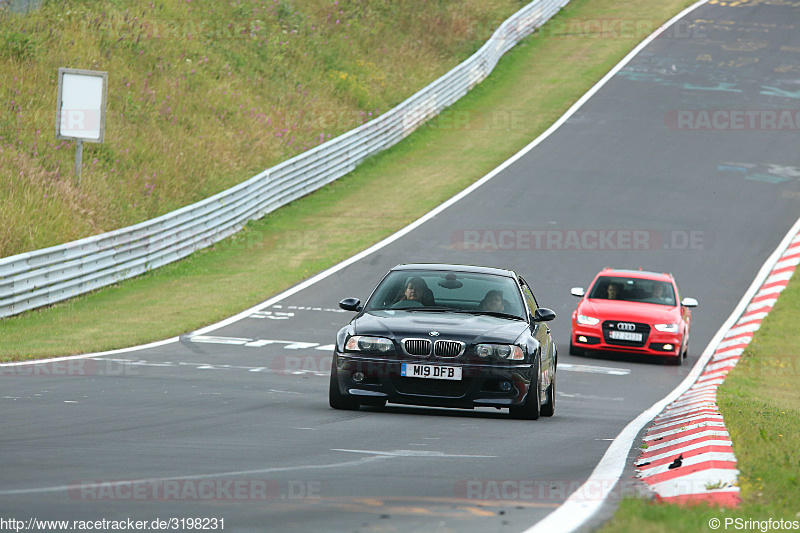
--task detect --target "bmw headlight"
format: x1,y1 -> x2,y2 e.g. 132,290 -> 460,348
345,335 -> 395,354
577,314 -> 600,326
654,323 -> 679,333
475,344 -> 525,361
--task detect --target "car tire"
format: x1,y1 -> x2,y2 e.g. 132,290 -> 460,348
540,373 -> 555,418
669,335 -> 687,365
329,362 -> 360,411
569,339 -> 584,356
510,362 -> 541,420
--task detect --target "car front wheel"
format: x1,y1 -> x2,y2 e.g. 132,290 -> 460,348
669,346 -> 683,366
569,338 -> 584,356
540,373 -> 555,417
329,361 -> 360,410
510,363 -> 541,420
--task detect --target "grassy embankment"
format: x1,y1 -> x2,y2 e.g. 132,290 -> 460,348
3,0 -> 798,529
1,0 -> 699,359
600,269 -> 800,531
1,0 -> 521,256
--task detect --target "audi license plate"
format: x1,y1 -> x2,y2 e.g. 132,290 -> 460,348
609,331 -> 643,342
401,363 -> 462,380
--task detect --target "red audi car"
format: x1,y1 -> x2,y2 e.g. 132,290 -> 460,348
569,268 -> 698,365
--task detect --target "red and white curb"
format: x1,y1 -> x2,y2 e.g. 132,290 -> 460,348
635,232 -> 800,506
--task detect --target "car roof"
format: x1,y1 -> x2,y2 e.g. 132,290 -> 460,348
596,268 -> 674,282
391,263 -> 517,278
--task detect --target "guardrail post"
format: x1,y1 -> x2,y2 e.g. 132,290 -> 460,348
75,140 -> 83,185
0,1 -> 567,319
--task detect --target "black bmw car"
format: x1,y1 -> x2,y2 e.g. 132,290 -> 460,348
329,264 -> 557,419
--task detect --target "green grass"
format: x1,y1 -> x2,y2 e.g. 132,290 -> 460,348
2,0 -> 798,529
0,0 -> 522,256
599,269 -> 800,532
0,0 -> 698,360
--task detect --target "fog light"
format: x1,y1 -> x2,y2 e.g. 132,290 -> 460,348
578,336 -> 588,343
500,381 -> 513,392
663,344 -> 674,351
352,372 -> 365,383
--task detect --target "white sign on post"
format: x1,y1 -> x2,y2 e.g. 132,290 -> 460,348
55,68 -> 107,183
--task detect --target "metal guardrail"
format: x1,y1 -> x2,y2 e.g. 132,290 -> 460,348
0,0 -> 569,318
1,0 -> 42,13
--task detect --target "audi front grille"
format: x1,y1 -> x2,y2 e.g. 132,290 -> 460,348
602,320 -> 651,347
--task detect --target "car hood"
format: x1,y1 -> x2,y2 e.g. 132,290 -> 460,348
354,310 -> 528,345
580,299 -> 680,323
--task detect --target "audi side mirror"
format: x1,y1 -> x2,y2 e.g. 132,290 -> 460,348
570,287 -> 585,297
681,297 -> 699,308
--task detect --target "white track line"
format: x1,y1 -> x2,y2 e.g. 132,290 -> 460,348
528,215 -> 800,531
2,3 -> 797,533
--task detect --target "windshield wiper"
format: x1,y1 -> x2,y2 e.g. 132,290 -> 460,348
470,310 -> 526,321
412,308 -> 525,321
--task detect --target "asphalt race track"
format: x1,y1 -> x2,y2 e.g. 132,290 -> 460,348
2,2 -> 799,532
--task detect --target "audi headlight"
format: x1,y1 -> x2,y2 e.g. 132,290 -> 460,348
345,336 -> 395,353
475,344 -> 525,361
654,323 -> 679,333
577,314 -> 600,326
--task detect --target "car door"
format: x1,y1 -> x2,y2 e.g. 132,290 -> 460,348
518,277 -> 555,388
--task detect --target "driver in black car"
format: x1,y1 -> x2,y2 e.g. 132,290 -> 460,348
392,277 -> 429,308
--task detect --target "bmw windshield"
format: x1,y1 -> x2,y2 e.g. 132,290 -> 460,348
365,270 -> 526,320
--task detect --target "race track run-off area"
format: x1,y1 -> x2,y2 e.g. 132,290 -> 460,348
1,0 -> 800,532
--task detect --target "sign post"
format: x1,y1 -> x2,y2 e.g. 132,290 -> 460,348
55,68 -> 107,186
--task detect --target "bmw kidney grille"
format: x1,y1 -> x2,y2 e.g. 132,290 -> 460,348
404,339 -> 432,356
433,340 -> 465,358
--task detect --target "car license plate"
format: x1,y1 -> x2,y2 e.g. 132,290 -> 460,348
401,363 -> 462,380
609,331 -> 643,342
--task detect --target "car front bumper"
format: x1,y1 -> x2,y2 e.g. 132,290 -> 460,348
332,352 -> 536,409
571,324 -> 682,358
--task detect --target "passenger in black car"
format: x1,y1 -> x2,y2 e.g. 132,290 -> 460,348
478,290 -> 505,312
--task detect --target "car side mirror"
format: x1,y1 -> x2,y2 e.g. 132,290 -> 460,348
534,308 -> 556,322
339,297 -> 362,312
570,287 -> 585,297
681,297 -> 699,308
